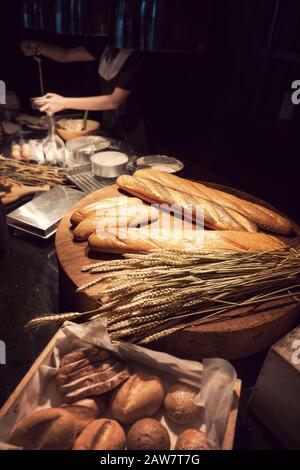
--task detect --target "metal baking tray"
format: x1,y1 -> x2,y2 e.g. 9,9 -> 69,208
6,186 -> 84,239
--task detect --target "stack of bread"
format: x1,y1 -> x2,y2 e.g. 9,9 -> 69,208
70,169 -> 292,254
9,345 -> 208,451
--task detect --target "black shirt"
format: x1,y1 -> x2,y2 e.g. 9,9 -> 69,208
85,40 -> 146,148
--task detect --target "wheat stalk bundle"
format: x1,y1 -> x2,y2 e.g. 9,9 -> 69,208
26,247 -> 300,344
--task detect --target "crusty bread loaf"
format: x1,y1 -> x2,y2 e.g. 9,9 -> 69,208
60,346 -> 110,367
164,382 -> 200,425
64,369 -> 131,403
10,408 -> 77,450
58,361 -> 127,395
73,419 -> 126,450
88,227 -> 284,254
61,397 -> 108,434
73,204 -> 159,242
134,169 -> 292,235
70,196 -> 143,226
58,346 -> 130,403
117,175 -> 257,232
110,372 -> 165,424
127,418 -> 171,450
56,357 -> 117,386
175,429 -> 208,450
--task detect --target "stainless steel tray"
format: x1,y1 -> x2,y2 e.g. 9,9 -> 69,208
7,186 -> 84,239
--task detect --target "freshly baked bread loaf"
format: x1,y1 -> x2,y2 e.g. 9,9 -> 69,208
175,429 -> 208,450
73,419 -> 126,450
61,397 -> 108,433
64,369 -> 131,403
110,372 -> 165,424
164,382 -> 200,424
60,346 -> 111,367
9,408 -> 77,450
117,175 -> 257,232
56,357 -> 117,386
70,196 -> 143,226
134,169 -> 292,235
88,227 -> 284,254
73,204 -> 159,242
58,361 -> 127,395
58,346 -> 130,403
127,418 -> 171,450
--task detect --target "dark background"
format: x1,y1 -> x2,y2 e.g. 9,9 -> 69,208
1,1 -> 300,225
1,0 -> 300,450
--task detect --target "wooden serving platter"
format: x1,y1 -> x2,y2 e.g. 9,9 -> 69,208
56,183 -> 300,360
0,179 -> 49,205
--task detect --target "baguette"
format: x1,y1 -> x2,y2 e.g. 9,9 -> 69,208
70,196 -> 143,226
73,205 -> 159,242
117,175 -> 257,232
88,227 -> 284,254
134,169 -> 292,235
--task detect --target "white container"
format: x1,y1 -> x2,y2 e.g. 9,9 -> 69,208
91,151 -> 128,178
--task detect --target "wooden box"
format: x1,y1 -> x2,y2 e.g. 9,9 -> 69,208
249,325 -> 300,449
0,329 -> 241,450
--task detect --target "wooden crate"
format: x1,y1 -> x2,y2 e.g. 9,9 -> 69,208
249,325 -> 300,449
0,329 -> 241,450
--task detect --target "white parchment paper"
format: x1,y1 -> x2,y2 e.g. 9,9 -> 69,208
0,318 -> 236,450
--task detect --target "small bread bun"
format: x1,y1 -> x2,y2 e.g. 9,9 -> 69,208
164,382 -> 200,424
73,419 -> 126,450
61,396 -> 108,433
110,372 -> 165,424
175,429 -> 208,450
127,418 -> 170,450
9,408 -> 77,450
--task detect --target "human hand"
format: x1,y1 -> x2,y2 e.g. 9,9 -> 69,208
35,93 -> 67,114
21,40 -> 41,57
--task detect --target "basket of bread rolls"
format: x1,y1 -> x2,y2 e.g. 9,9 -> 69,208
0,318 -> 238,451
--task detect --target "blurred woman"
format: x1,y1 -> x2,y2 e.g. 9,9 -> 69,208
21,40 -> 148,151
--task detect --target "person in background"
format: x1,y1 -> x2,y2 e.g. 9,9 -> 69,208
21,40 -> 148,151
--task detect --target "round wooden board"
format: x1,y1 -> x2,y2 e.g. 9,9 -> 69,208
55,183 -> 300,360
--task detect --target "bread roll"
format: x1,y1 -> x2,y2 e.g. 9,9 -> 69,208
175,429 -> 208,450
164,383 -> 200,424
61,396 -> 108,434
73,419 -> 126,450
110,372 -> 165,424
134,169 -> 292,235
117,175 -> 257,232
70,196 -> 142,226
88,227 -> 284,254
127,418 -> 170,450
10,408 -> 77,450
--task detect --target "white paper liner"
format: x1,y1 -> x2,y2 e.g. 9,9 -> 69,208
0,318 -> 236,450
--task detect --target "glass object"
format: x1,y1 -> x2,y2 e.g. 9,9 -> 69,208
43,113 -> 65,167
29,140 -> 45,164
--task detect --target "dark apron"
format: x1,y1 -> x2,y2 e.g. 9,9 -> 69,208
100,79 -> 149,153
